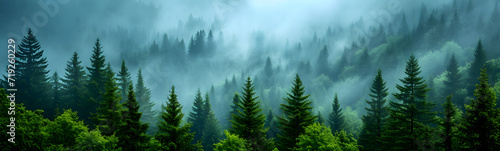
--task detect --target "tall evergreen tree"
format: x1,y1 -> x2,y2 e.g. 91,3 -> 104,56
230,77 -> 274,151
316,45 -> 330,76
206,30 -> 216,56
135,69 -> 157,134
188,89 -> 206,143
228,92 -> 241,129
51,72 -> 62,119
277,74 -> 316,150
202,93 -> 222,151
381,55 -> 436,150
440,95 -> 459,151
468,40 -> 487,95
116,84 -> 149,150
14,28 -> 52,116
85,38 -> 107,124
61,52 -> 87,113
458,69 -> 500,150
328,93 -> 345,133
155,86 -> 194,151
265,109 -> 278,139
317,111 -> 325,124
118,60 -> 132,104
359,69 -> 389,150
443,54 -> 463,109
94,66 -> 123,137
399,13 -> 410,35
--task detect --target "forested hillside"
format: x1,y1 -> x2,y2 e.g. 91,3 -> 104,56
1,0 -> 500,150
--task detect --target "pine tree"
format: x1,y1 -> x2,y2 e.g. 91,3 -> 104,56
116,84 -> 149,151
228,92 -> 241,129
277,74 -> 316,150
381,55 -> 436,150
94,66 -> 123,137
359,69 -> 389,150
399,13 -> 409,35
135,69 -> 157,134
202,93 -> 222,151
458,69 -> 500,150
51,72 -> 62,111
61,52 -> 87,113
265,109 -> 278,139
207,30 -> 216,56
329,93 -> 345,133
317,111 -> 325,124
468,40 -> 486,96
230,77 -> 274,151
85,38 -> 107,124
263,57 -> 274,88
118,60 -> 132,104
316,45 -> 330,76
443,54 -> 463,109
14,28 -> 52,116
440,95 -> 459,151
188,89 -> 206,143
155,86 -> 194,151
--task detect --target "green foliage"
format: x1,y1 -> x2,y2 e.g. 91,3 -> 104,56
46,109 -> 88,148
277,74 -> 316,150
458,69 -> 500,150
329,93 -> 345,133
214,130 -> 248,151
155,86 -> 194,151
316,45 -> 330,76
230,77 -> 275,151
468,40 -> 487,97
51,72 -> 62,118
74,129 -> 120,151
296,123 -> 359,151
228,92 -> 241,130
359,69 -> 389,150
116,84 -> 150,150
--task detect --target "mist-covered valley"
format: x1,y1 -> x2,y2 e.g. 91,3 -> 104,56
1,0 -> 500,150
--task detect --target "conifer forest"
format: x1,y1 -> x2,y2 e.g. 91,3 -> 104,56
2,0 -> 500,150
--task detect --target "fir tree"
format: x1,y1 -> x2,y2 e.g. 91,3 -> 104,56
116,84 -> 149,150
277,74 -> 316,150
316,45 -> 330,76
228,92 -> 241,129
440,95 -> 459,151
85,38 -> 107,124
135,69 -> 157,134
317,112 -> 325,124
61,52 -> 87,113
230,77 -> 275,151
118,60 -> 132,104
265,109 -> 278,139
381,55 -> 436,150
468,40 -> 487,96
458,69 -> 500,150
329,93 -> 345,133
14,28 -> 52,117
155,86 -> 194,151
51,72 -> 62,113
359,69 -> 389,150
188,89 -> 206,143
94,66 -> 123,137
202,93 -> 222,151
443,54 -> 463,109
